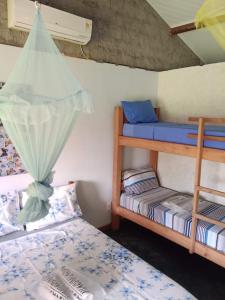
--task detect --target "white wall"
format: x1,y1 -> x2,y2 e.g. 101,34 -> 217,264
0,44 -> 158,227
157,62 -> 225,204
3,45 -> 223,227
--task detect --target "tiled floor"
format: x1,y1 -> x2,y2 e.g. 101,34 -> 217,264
105,220 -> 225,300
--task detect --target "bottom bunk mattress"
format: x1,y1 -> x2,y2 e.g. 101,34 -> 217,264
0,217 -> 195,300
120,187 -> 225,253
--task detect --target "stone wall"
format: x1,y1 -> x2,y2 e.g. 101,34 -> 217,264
0,0 -> 200,71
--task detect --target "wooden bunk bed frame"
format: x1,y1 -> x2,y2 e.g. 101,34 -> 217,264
112,106 -> 225,269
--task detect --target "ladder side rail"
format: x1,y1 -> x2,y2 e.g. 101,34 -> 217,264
190,117 -> 205,254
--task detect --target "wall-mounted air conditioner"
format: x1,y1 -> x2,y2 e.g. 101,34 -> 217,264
7,0 -> 92,45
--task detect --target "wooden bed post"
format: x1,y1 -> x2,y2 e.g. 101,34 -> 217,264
150,108 -> 160,178
112,107 -> 123,230
189,117 -> 205,254
150,151 -> 158,172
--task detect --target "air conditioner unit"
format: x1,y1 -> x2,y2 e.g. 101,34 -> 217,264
7,0 -> 92,45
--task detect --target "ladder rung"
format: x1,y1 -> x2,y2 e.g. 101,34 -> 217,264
189,117 -> 225,124
197,186 -> 225,198
194,213 -> 225,228
187,133 -> 225,143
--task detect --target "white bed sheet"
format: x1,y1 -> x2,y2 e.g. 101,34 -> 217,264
0,217 -> 196,300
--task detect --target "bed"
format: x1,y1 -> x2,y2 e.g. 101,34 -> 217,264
0,217 -> 196,300
123,122 -> 225,150
112,104 -> 225,268
120,187 -> 225,253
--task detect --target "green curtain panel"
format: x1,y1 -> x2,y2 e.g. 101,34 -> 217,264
0,7 -> 92,223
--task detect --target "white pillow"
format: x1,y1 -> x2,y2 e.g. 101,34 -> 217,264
21,182 -> 82,231
0,190 -> 23,236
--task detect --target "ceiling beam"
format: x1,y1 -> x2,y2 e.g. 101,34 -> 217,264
170,14 -> 225,35
170,22 -> 196,35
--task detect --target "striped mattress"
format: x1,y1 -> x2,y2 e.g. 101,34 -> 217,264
120,187 -> 225,253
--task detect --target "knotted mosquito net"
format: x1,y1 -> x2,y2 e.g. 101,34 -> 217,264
195,0 -> 225,51
0,5 -> 92,223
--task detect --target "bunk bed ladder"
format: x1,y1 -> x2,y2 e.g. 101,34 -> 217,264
189,118 -> 204,254
189,117 -> 225,254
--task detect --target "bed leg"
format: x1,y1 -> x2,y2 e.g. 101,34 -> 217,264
150,150 -> 158,173
111,214 -> 120,230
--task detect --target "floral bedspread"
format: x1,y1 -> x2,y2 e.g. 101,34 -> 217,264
0,218 -> 196,300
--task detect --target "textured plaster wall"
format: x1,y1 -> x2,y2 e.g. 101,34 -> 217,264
157,63 -> 225,205
0,0 -> 200,71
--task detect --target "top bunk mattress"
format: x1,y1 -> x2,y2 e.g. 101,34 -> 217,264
123,122 -> 225,150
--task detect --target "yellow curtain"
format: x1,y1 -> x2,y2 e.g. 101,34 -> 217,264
195,0 -> 225,51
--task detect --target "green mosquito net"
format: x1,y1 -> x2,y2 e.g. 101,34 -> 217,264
195,0 -> 225,51
0,6 -> 92,223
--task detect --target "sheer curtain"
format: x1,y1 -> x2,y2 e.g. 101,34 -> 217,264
0,7 -> 92,223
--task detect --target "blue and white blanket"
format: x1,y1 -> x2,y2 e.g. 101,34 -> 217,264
120,187 -> 225,253
0,218 -> 195,300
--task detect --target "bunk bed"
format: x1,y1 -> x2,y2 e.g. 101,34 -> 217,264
112,106 -> 225,269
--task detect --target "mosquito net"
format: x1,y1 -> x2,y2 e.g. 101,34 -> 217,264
195,0 -> 225,51
0,5 -> 92,223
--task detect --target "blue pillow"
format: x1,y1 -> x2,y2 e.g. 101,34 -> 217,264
121,100 -> 158,124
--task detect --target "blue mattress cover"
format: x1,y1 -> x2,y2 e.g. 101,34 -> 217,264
123,122 -> 225,150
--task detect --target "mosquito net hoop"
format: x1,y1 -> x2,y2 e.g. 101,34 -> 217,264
0,7 -> 92,223
195,0 -> 225,51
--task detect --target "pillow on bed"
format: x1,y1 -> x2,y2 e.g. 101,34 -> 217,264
21,182 -> 82,231
0,190 -> 23,236
122,168 -> 159,195
121,100 -> 158,124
